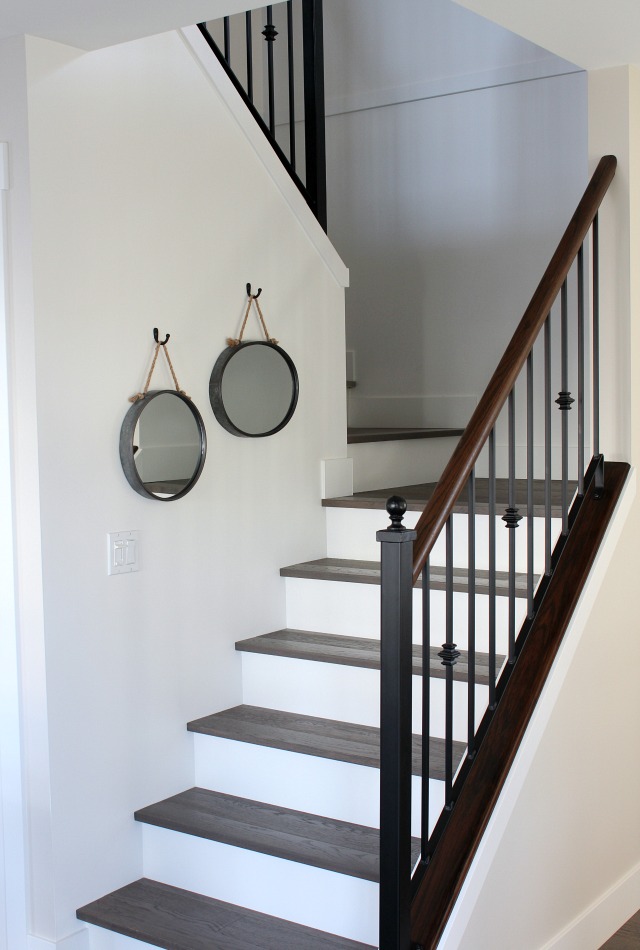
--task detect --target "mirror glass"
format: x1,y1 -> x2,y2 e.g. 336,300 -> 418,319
210,341 -> 299,437
120,390 -> 206,500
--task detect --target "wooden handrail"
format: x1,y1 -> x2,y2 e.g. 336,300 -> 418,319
412,155 -> 617,584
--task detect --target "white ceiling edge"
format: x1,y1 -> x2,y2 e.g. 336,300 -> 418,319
0,0 -> 268,52
453,0 -> 640,71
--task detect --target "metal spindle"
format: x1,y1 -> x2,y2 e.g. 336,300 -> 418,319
544,315 -> 552,575
527,351 -> 534,619
263,6 -> 277,136
503,389 -> 521,663
467,471 -> 476,756
421,560 -> 431,859
488,429 -> 497,708
286,1 -> 296,169
223,16 -> 230,62
556,279 -> 574,535
577,245 -> 585,494
592,213 -> 603,495
245,11 -> 254,102
440,516 -> 459,809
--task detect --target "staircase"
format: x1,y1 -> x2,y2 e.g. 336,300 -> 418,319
76,476 -> 543,948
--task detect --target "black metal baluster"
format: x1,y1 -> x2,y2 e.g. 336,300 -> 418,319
467,471 -> 476,756
544,315 -> 552,576
301,0 -> 327,228
245,11 -> 254,102
378,497 -> 415,950
527,351 -> 534,619
577,244 -> 585,495
223,15 -> 231,63
488,428 -> 497,709
286,1 -> 296,170
502,390 -> 521,664
263,6 -> 278,136
556,279 -> 574,535
592,212 -> 604,495
421,559 -> 431,861
439,516 -> 459,809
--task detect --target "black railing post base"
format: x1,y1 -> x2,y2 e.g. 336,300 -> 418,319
378,496 -> 416,950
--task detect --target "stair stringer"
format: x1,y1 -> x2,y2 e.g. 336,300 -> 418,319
435,468 -> 638,950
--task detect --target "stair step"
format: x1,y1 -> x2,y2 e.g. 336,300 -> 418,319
281,557 -> 528,598
323,477 -> 574,516
187,705 -> 465,780
135,787 -> 419,882
77,878 -> 375,950
236,628 -> 504,686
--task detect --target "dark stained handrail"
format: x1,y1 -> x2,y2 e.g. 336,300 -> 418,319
411,155 -> 617,585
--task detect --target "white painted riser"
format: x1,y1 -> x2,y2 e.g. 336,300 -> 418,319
285,576 -> 526,654
140,823 -> 379,946
192,733 -> 445,837
240,651 -> 494,742
326,506 -> 562,574
85,926 -> 150,949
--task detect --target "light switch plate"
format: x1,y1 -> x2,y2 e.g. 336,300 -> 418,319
108,531 -> 140,575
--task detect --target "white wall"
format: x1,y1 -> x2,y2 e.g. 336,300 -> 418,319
2,29 -> 346,944
323,0 -> 588,430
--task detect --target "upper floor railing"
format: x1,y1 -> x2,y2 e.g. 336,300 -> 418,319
199,0 -> 327,230
377,155 -> 618,949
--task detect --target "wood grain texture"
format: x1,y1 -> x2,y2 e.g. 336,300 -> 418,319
187,705 -> 465,781
135,787 -> 420,882
77,878 -> 376,950
323,477 -> 573,517
410,461 -> 630,950
411,156 -> 617,582
235,629 -> 504,686
280,557 -> 527,598
347,427 -> 463,444
599,908 -> 640,949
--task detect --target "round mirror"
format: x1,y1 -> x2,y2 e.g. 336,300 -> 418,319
119,390 -> 206,500
209,341 -> 299,437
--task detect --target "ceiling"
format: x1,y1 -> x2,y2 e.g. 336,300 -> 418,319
0,0 -> 263,51
453,0 -> 640,71
1,0 -> 639,65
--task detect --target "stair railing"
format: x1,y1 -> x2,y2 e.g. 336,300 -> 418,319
198,0 -> 327,229
378,155 -> 617,950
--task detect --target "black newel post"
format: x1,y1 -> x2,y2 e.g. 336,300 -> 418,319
378,496 -> 416,950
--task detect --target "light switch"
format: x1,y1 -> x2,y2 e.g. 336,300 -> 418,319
108,531 -> 140,575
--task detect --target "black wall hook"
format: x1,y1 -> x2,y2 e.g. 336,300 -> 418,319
153,328 -> 170,345
246,283 -> 262,299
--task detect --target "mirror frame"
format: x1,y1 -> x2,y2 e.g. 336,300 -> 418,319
209,340 -> 299,438
119,389 -> 207,501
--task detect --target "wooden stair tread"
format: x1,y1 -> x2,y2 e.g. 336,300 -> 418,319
187,705 -> 465,781
280,557 -> 528,598
236,629 -> 504,686
347,426 -> 463,444
77,878 -> 375,950
323,477 -> 575,516
135,787 -> 419,882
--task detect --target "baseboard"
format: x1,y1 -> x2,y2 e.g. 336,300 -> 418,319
542,860 -> 640,950
28,927 -> 89,950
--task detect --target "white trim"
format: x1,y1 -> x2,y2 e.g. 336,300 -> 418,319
0,141 -> 28,950
28,928 -> 89,950
178,25 -> 349,290
541,860 -> 640,950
